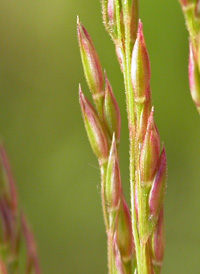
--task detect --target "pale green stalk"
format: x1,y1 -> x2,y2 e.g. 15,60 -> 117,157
115,1 -> 141,272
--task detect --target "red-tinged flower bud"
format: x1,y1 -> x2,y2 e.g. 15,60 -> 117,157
131,20 -> 151,101
103,73 -> 121,142
105,134 -> 121,210
0,144 -> 18,212
189,43 -> 200,110
21,213 -> 41,274
79,86 -> 109,162
149,147 -> 167,221
116,198 -> 134,261
0,260 -> 8,274
140,109 -> 160,183
77,18 -> 104,102
151,208 -> 165,272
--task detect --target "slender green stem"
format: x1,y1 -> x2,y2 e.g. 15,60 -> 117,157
140,243 -> 151,274
115,1 -> 141,272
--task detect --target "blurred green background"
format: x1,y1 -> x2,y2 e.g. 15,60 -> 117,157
0,0 -> 200,273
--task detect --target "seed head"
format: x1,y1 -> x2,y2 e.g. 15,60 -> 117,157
115,198 -> 134,262
79,86 -> 109,162
189,43 -> 200,109
77,18 -> 104,99
131,20 -> 151,100
105,134 -> 121,210
140,109 -> 160,183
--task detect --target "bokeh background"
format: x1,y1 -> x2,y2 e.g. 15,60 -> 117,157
0,0 -> 200,273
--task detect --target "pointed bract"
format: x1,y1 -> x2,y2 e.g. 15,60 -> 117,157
149,147 -> 167,221
103,73 -> 121,142
77,19 -> 104,101
151,208 -> 165,271
189,43 -> 200,109
79,86 -> 109,161
131,21 -> 151,100
140,109 -> 160,183
105,134 -> 121,210
116,198 -> 134,262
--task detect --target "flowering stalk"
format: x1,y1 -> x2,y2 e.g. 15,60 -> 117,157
78,1 -> 167,273
180,0 -> 200,113
78,19 -> 134,273
0,143 -> 41,274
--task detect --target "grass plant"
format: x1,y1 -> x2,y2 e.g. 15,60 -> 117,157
78,1 -> 167,273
